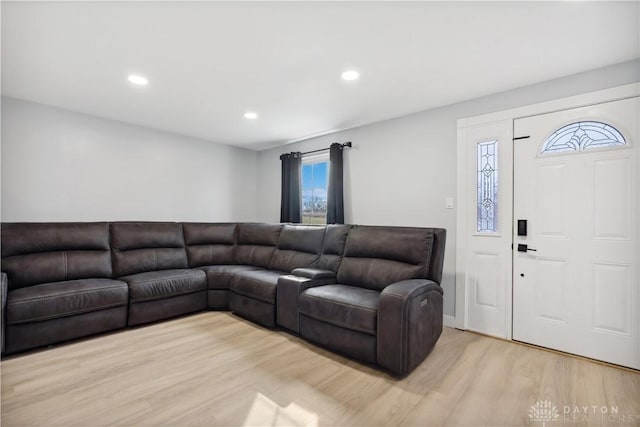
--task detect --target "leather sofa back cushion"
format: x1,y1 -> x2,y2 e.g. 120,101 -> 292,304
235,223 -> 283,269
337,226 -> 433,291
268,225 -> 325,273
111,223 -> 188,277
314,224 -> 352,272
182,223 -> 236,267
1,223 -> 112,290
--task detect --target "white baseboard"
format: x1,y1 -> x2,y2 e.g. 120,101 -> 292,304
443,314 -> 456,328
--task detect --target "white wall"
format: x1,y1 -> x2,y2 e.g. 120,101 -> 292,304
3,60 -> 638,316
256,59 -> 640,317
1,97 -> 257,222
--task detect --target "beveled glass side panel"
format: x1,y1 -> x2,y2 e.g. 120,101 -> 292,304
477,140 -> 498,232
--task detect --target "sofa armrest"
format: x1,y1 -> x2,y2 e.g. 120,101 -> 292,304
377,279 -> 443,377
1,272 -> 7,355
276,273 -> 336,333
291,268 -> 336,280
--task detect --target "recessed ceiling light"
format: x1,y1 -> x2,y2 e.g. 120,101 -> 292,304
244,111 -> 258,119
341,70 -> 360,81
128,74 -> 148,86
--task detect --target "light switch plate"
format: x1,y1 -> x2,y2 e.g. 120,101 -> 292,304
446,197 -> 454,209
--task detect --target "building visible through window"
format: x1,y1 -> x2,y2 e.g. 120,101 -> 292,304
301,154 -> 329,224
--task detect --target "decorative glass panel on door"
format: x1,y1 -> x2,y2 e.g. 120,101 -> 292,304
477,140 -> 498,232
541,121 -> 626,154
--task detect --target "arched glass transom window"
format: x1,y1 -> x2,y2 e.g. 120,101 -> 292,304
541,121 -> 626,154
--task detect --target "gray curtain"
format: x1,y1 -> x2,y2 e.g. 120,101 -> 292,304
327,143 -> 345,224
280,152 -> 302,223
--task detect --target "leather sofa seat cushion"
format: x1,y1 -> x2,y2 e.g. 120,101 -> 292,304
337,226 -> 435,291
313,225 -> 352,272
198,265 -> 263,290
111,223 -> 188,277
230,270 -> 286,304
121,269 -> 206,303
183,223 -> 237,267
234,223 -> 283,269
268,225 -> 325,273
1,222 -> 113,290
6,278 -> 128,325
299,285 -> 380,335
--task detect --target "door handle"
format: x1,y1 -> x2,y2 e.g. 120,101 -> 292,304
517,244 -> 537,253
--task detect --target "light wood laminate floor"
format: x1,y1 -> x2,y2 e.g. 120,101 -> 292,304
2,312 -> 639,426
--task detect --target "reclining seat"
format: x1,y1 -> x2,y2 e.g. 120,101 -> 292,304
182,222 -> 263,309
1,222 -> 129,354
298,225 -> 446,377
111,222 -> 206,326
229,224 -> 324,327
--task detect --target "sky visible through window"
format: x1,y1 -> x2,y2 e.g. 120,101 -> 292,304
302,161 -> 328,224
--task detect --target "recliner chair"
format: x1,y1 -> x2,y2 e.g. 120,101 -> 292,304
292,225 -> 446,376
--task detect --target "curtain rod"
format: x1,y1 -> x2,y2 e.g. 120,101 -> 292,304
300,141 -> 352,156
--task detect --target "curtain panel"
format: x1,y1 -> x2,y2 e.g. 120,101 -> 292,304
327,143 -> 345,224
280,152 -> 302,223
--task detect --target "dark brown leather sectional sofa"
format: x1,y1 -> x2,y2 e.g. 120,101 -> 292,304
0,222 -> 446,376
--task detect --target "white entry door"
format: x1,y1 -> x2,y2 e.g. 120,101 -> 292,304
513,97 -> 639,369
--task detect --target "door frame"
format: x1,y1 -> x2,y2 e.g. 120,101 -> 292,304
456,83 -> 640,340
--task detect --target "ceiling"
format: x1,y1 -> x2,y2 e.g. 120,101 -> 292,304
2,1 -> 639,151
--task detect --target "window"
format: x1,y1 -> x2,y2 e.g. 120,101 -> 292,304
477,140 -> 498,233
541,121 -> 626,154
301,153 -> 329,224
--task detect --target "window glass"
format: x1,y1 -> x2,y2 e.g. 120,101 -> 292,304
301,159 -> 329,224
541,121 -> 626,154
477,140 -> 498,233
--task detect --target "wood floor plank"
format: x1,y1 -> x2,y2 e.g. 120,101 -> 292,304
2,312 -> 638,426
